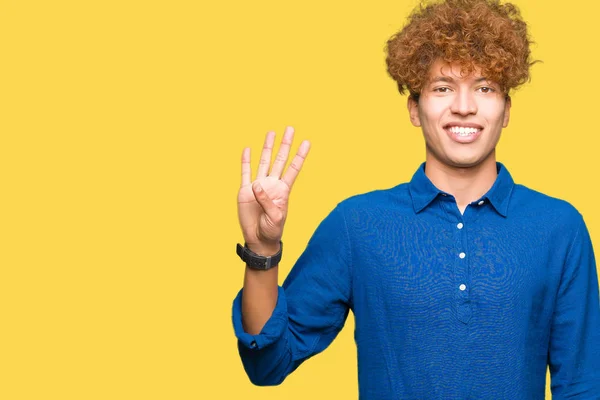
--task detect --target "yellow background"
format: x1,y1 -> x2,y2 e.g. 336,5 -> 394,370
1,0 -> 598,398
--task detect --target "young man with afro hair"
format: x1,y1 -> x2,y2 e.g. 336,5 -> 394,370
232,0 -> 600,398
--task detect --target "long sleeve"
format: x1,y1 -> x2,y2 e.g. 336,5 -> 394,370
548,214 -> 600,398
231,204 -> 353,385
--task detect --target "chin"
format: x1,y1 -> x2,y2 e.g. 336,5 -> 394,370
446,157 -> 485,168
428,145 -> 495,170
445,148 -> 496,167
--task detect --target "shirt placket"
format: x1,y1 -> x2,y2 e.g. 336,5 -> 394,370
440,193 -> 476,325
453,198 -> 487,324
454,216 -> 471,324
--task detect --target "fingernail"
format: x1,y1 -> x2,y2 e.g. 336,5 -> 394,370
254,183 -> 262,192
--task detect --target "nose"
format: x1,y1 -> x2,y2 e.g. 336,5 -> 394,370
450,89 -> 477,116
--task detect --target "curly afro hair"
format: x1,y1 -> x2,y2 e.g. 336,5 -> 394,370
385,0 -> 539,99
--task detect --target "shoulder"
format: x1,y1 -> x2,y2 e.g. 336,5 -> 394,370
333,183 -> 413,221
510,183 -> 583,231
338,182 -> 410,207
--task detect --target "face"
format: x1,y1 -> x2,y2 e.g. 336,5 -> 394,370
408,59 -> 511,170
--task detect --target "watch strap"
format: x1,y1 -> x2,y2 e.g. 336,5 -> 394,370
236,241 -> 283,270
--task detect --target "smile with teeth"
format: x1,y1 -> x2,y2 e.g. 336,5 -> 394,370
447,126 -> 482,136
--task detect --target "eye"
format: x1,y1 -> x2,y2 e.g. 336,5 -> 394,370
433,87 -> 452,93
477,86 -> 495,93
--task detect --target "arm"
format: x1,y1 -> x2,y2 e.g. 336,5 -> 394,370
233,127 -> 352,385
232,204 -> 352,385
548,215 -> 600,398
237,127 -> 310,335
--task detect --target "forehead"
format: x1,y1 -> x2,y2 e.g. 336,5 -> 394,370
426,59 -> 487,83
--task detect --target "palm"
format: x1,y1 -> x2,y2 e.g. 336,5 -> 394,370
237,127 -> 310,248
238,176 -> 290,243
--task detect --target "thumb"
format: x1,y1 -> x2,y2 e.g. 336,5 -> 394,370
252,182 -> 282,222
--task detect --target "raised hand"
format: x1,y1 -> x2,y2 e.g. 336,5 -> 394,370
238,126 -> 311,255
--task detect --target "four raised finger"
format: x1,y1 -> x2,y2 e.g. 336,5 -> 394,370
269,126 -> 294,178
240,147 -> 251,187
256,131 -> 275,179
281,140 -> 311,189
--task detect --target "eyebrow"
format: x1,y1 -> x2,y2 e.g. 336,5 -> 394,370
430,76 -> 491,83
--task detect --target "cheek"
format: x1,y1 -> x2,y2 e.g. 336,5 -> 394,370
480,99 -> 508,125
418,99 -> 448,125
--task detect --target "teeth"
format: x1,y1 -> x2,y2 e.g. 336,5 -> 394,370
448,126 -> 481,136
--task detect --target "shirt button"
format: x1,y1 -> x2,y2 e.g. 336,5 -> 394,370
250,341 -> 257,348
459,252 -> 466,259
459,284 -> 466,291
478,200 -> 485,205
457,222 -> 464,229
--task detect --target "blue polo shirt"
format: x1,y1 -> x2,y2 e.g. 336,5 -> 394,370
232,162 -> 600,399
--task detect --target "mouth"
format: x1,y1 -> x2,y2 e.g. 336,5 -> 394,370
443,124 -> 483,143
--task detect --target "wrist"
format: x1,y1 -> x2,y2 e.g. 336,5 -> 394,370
237,241 -> 283,270
245,242 -> 281,257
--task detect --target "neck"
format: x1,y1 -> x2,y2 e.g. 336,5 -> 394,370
424,153 -> 498,212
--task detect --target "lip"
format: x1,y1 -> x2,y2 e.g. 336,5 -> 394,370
443,122 -> 484,129
444,126 -> 483,144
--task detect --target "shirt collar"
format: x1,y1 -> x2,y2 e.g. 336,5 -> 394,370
408,162 -> 515,217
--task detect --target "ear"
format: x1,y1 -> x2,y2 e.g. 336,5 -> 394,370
502,95 -> 511,128
407,96 -> 421,127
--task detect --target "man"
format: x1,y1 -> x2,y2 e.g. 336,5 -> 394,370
232,0 -> 600,398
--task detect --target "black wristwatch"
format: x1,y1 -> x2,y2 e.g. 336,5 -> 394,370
236,241 -> 283,270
